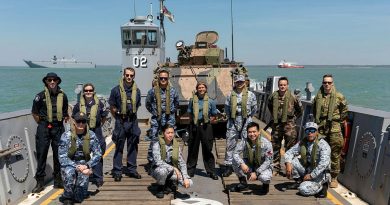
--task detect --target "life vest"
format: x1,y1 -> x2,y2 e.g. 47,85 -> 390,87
154,84 -> 171,120
245,137 -> 263,169
299,136 -> 324,169
119,78 -> 138,115
68,123 -> 91,161
158,134 -> 179,168
230,88 -> 248,119
192,92 -> 209,125
79,95 -> 99,129
271,90 -> 293,123
44,87 -> 64,122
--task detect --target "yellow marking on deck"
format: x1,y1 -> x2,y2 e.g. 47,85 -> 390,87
327,191 -> 343,205
42,143 -> 116,204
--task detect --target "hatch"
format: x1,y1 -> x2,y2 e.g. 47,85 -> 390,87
195,31 -> 219,44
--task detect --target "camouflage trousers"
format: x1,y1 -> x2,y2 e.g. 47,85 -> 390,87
290,158 -> 330,196
61,165 -> 89,202
324,132 -> 343,177
224,117 -> 252,166
151,164 -> 193,187
232,160 -> 272,184
271,120 -> 297,164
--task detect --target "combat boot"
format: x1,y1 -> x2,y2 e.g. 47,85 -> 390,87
259,183 -> 269,195
53,175 -> 63,188
222,166 -> 233,177
229,177 -> 248,192
287,178 -> 302,190
315,182 -> 328,198
330,177 -> 338,188
63,199 -> 74,205
155,185 -> 165,198
32,177 -> 45,193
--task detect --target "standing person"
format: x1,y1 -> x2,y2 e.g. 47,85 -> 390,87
229,122 -> 273,194
109,67 -> 142,181
31,72 -> 69,192
222,72 -> 257,177
284,122 -> 330,198
267,77 -> 303,173
145,68 -> 179,162
186,82 -> 218,180
312,74 -> 348,188
150,125 -> 193,199
58,112 -> 102,204
72,83 -> 108,187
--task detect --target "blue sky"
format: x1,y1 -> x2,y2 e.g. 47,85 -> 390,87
1,0 -> 390,66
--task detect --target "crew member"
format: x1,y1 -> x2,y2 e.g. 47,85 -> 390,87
285,122 -> 330,198
31,72 -> 69,192
312,74 -> 348,188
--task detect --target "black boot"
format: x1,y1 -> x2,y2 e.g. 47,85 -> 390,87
259,184 -> 269,195
53,175 -> 63,188
32,177 -> 45,193
287,178 -> 302,190
63,199 -> 74,205
229,177 -> 248,192
315,182 -> 328,198
222,166 -> 233,177
155,185 -> 164,198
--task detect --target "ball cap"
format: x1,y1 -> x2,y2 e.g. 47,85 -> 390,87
73,112 -> 87,121
42,72 -> 62,85
234,74 -> 245,82
304,122 -> 318,130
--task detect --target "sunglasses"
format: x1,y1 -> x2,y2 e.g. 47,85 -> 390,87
159,77 -> 168,81
84,89 -> 94,93
46,78 -> 58,82
305,128 -> 317,134
75,120 -> 87,124
125,74 -> 134,78
322,81 -> 333,85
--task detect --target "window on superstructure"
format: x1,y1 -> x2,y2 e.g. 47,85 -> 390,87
133,30 -> 147,45
148,30 -> 157,45
123,30 -> 132,45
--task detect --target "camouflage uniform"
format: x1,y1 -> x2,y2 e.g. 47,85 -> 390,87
267,91 -> 303,165
224,87 -> 257,166
58,130 -> 102,202
232,136 -> 273,184
284,137 -> 331,196
312,87 -> 348,178
150,140 -> 193,187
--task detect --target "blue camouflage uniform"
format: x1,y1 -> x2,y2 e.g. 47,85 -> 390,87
284,136 -> 331,196
145,86 -> 179,139
224,83 -> 257,166
72,97 -> 108,186
232,136 -> 273,184
150,140 -> 193,187
109,82 -> 141,176
58,130 -> 102,202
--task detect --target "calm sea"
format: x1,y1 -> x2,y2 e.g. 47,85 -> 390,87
0,65 -> 389,113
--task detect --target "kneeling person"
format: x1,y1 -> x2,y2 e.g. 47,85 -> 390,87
230,122 -> 273,194
150,125 -> 193,198
285,122 -> 330,198
59,112 -> 102,204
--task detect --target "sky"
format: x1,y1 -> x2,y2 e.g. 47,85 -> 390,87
1,0 -> 390,66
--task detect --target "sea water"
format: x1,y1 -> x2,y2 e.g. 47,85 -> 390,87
0,65 -> 389,113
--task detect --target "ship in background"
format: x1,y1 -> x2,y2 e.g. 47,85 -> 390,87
278,59 -> 304,68
23,55 -> 96,68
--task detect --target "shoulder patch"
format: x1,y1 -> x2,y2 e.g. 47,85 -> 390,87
34,95 -> 40,102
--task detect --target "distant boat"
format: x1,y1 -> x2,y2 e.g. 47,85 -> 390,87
23,55 -> 96,68
278,60 -> 304,68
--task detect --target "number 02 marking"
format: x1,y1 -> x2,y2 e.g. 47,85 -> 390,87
133,56 -> 147,68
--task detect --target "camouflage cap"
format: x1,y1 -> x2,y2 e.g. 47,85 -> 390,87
234,74 -> 245,82
304,122 -> 318,130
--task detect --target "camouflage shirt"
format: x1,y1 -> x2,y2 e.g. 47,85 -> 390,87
145,86 -> 179,122
267,91 -> 303,121
58,130 -> 102,169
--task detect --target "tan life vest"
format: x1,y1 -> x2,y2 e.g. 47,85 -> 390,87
246,137 -> 262,169
192,92 -> 209,125
272,90 -> 293,124
68,123 -> 91,161
230,88 -> 248,119
119,78 -> 138,114
154,84 -> 171,119
299,136 -> 323,170
80,95 -> 99,129
158,134 -> 179,168
44,87 -> 64,122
